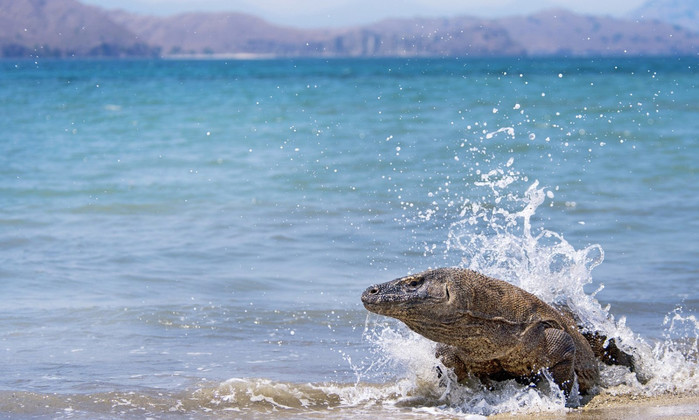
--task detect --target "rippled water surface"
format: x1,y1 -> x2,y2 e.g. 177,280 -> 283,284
0,57 -> 697,418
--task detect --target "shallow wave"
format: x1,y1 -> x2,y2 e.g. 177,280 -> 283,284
3,352 -> 696,420
4,177 -> 697,419
3,179 -> 696,419
0,375 -> 566,419
1,320 -> 697,420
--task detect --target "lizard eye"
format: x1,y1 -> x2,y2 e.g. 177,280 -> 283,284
408,278 -> 423,288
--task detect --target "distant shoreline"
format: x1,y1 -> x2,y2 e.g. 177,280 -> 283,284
162,53 -> 279,60
3,54 -> 699,62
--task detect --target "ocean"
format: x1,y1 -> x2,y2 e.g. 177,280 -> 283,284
0,57 -> 697,418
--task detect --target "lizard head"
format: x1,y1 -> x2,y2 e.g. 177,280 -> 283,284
361,268 -> 459,333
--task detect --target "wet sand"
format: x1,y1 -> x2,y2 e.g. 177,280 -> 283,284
492,392 -> 699,420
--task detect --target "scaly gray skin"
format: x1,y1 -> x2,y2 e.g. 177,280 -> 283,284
361,267 -> 603,395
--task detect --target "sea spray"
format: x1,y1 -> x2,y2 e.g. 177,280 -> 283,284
360,177 -> 584,415
446,180 -> 612,329
640,308 -> 699,395
360,159 -> 697,415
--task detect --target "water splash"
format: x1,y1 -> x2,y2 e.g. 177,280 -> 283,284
361,157 -> 698,415
447,180 -> 610,329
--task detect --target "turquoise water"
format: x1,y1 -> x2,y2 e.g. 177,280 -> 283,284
0,57 -> 697,418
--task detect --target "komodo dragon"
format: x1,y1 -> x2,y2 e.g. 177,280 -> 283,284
361,267 -> 636,396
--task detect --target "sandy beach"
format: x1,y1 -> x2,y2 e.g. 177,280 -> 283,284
490,392 -> 699,420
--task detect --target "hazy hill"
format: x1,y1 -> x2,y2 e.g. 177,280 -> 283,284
1,0 -> 698,58
0,0 -> 157,57
109,11 -> 526,57
111,9 -> 697,58
107,10 -> 328,57
631,0 -> 699,32
500,8 -> 699,56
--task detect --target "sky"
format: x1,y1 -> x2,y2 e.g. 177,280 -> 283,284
80,0 -> 651,28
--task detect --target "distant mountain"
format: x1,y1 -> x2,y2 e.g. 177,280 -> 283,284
631,0 -> 699,32
0,0 -> 157,57
110,8 -> 698,58
500,8 -> 699,56
108,11 -> 526,58
1,0 -> 697,58
106,10 -> 325,57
